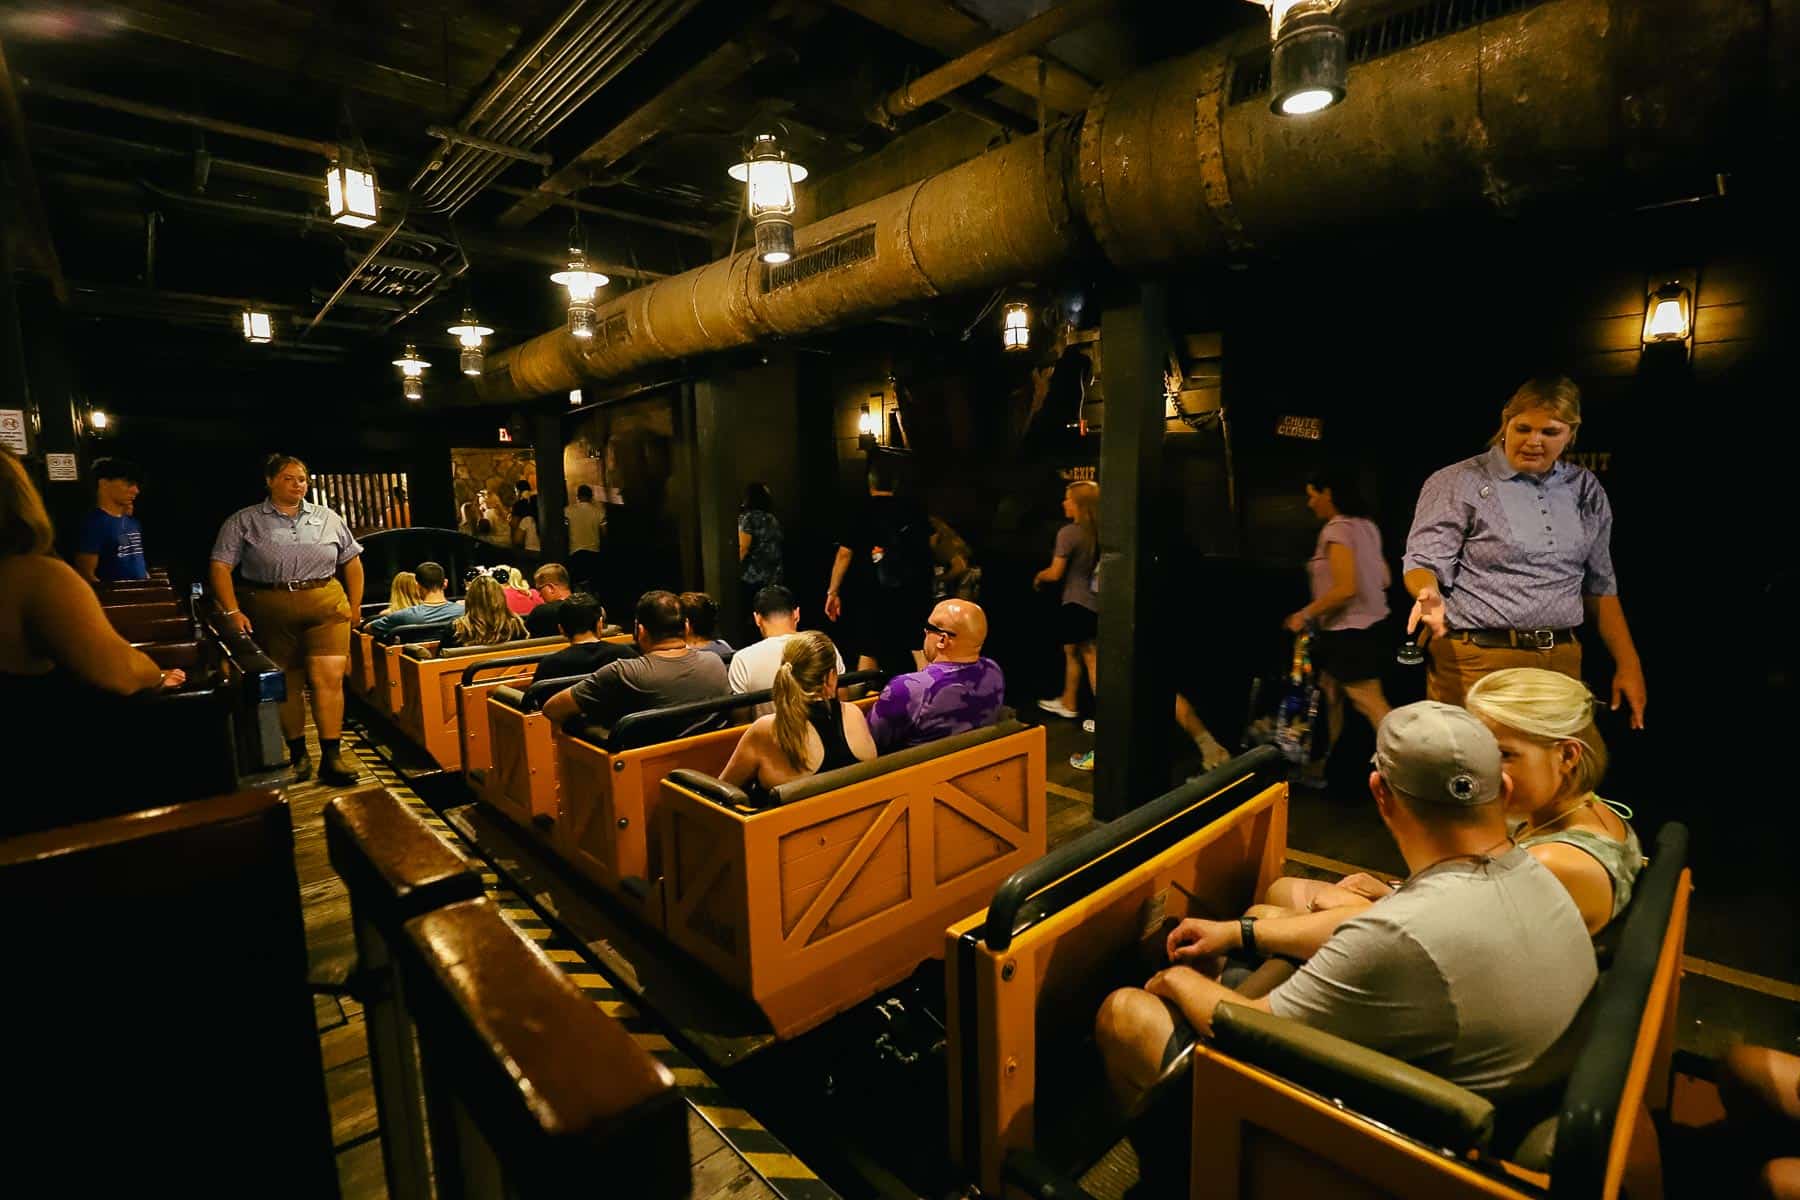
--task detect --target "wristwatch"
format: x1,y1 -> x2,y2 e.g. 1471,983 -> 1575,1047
1239,915 -> 1259,957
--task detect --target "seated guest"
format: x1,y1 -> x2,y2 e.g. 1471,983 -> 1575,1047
728,585 -> 844,714
533,593 -> 637,681
867,599 -> 1004,753
443,575 -> 525,648
1216,666 -> 1644,961
720,631 -> 875,797
496,565 -> 542,616
680,591 -> 733,658
525,563 -> 576,637
1095,702 -> 1596,1123
379,570 -> 423,616
363,561 -> 462,636
544,590 -> 728,735
1718,1044 -> 1800,1198
1466,668 -> 1642,934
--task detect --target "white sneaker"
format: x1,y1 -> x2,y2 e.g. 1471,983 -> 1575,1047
1082,719 -> 1096,734
1037,699 -> 1078,719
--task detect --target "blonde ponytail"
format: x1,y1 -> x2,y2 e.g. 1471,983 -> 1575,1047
1465,667 -> 1609,796
770,631 -> 841,770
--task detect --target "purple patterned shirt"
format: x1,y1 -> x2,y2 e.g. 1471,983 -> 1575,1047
1403,447 -> 1617,631
868,657 -> 1006,753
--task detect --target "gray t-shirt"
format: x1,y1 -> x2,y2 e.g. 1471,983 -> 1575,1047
1267,847 -> 1596,1099
1054,522 -> 1098,611
568,648 -> 728,733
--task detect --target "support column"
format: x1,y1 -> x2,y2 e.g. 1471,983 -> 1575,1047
693,376 -> 741,637
530,407 -> 568,563
1094,284 -> 1171,820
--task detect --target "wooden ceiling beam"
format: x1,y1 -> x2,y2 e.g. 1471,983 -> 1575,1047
0,36 -> 65,302
829,0 -> 1093,115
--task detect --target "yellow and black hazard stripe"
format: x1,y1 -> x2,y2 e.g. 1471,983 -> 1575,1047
343,727 -> 839,1200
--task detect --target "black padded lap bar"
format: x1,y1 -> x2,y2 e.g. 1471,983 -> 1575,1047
581,668 -> 888,750
982,746 -> 1285,953
1549,822 -> 1689,1198
1212,1003 -> 1497,1154
378,621 -> 458,646
460,653 -> 565,688
664,768 -> 750,809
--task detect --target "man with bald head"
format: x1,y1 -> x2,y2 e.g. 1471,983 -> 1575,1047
867,599 -> 1006,752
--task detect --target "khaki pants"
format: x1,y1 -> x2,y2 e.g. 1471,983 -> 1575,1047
242,581 -> 351,669
1426,634 -> 1581,707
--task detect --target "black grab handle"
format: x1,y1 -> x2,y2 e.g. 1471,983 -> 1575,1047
981,745 -> 1286,953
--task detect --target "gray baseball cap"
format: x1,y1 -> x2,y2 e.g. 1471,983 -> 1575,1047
1373,701 -> 1503,806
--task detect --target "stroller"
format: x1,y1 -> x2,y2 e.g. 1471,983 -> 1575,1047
1240,630 -> 1324,780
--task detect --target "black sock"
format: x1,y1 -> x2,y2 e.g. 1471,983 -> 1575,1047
287,737 -> 308,763
321,738 -> 340,761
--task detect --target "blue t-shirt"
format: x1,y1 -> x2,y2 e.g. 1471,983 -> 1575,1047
78,509 -> 148,581
365,600 -> 465,637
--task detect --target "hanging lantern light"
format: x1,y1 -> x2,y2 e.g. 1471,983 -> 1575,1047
241,308 -> 273,344
392,344 -> 429,402
730,132 -> 808,265
326,154 -> 379,228
1002,302 -> 1032,352
551,247 -> 609,341
1250,0 -> 1347,117
1642,281 -> 1692,345
446,307 -> 494,376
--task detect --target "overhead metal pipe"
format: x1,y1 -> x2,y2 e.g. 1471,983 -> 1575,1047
424,125 -> 554,167
867,0 -> 1121,128
479,0 -> 1788,403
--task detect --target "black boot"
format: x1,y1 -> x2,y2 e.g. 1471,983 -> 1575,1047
318,739 -> 359,786
288,738 -> 313,782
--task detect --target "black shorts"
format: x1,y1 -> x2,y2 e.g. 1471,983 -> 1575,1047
1058,602 -> 1098,646
1311,624 -> 1386,683
843,593 -> 927,672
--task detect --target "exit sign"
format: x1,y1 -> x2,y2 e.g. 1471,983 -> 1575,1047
497,427 -> 513,443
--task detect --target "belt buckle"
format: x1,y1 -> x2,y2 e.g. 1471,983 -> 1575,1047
283,580 -> 302,592
1527,628 -> 1556,650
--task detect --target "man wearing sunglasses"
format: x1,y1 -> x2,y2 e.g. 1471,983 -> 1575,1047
867,599 -> 1006,752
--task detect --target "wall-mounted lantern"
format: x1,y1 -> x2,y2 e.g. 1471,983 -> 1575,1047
1642,281 -> 1692,346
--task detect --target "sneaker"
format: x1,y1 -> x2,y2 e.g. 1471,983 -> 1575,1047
1037,699 -> 1078,719
1081,719 -> 1095,734
1069,750 -> 1094,772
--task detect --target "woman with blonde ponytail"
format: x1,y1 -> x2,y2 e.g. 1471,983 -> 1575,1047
1466,667 -> 1643,933
721,630 -> 875,797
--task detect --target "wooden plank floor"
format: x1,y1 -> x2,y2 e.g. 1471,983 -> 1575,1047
285,726 -> 780,1200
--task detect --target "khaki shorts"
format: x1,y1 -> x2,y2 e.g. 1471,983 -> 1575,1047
1426,634 -> 1581,707
243,580 -> 352,669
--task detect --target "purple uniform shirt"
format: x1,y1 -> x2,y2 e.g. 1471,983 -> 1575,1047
1403,446 -> 1617,631
868,657 -> 1006,752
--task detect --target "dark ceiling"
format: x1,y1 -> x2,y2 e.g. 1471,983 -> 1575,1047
1,0 -> 1253,397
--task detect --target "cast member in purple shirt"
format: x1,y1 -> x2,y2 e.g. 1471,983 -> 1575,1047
868,599 -> 1005,753
1402,376 -> 1646,726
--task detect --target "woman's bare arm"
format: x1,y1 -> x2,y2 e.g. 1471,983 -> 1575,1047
26,558 -> 166,693
1034,555 -> 1068,587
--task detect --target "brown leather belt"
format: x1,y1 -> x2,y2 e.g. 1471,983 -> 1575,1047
242,577 -> 334,592
1453,627 -> 1576,650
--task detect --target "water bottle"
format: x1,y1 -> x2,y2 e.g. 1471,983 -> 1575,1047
191,581 -> 206,637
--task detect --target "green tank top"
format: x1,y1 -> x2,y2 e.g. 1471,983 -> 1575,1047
1514,796 -> 1645,920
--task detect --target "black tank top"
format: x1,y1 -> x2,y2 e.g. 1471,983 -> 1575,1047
806,699 -> 857,774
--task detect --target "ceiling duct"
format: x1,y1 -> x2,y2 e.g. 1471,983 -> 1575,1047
477,0 -> 1787,402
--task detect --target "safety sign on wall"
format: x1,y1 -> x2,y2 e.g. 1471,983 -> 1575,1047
47,453 -> 79,482
0,409 -> 27,454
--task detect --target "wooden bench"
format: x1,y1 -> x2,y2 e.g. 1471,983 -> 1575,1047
397,897 -> 688,1197
396,635 -> 567,770
660,719 -> 1047,1040
326,787 -> 486,1200
0,789 -> 337,1193
328,787 -> 689,1199
1183,822 -> 1692,1200
945,747 -> 1289,1196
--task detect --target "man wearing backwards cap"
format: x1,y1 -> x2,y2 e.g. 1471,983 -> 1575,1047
1096,701 -> 1597,1118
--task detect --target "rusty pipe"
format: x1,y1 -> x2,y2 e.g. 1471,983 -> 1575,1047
481,0 -> 1788,403
868,0 -> 1118,128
